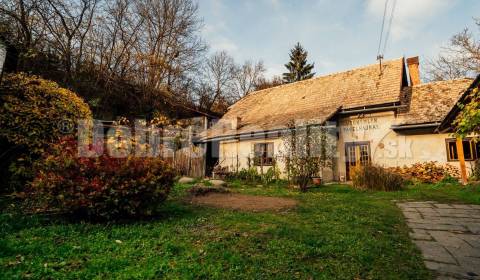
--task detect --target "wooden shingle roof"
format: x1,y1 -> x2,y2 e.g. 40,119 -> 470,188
398,79 -> 473,125
201,58 -> 405,140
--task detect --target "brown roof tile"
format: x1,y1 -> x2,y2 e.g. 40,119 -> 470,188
201,58 -> 405,140
398,79 -> 473,125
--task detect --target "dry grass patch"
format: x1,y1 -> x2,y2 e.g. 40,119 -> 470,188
189,193 -> 297,212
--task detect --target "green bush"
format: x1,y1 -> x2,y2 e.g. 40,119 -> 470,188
0,73 -> 92,191
228,163 -> 282,185
352,164 -> 404,191
472,159 -> 480,181
28,137 -> 175,220
228,167 -> 261,183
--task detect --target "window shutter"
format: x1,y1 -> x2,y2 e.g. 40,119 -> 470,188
254,143 -> 261,155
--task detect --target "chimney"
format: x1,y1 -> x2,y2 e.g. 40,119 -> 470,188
231,116 -> 241,130
406,56 -> 421,86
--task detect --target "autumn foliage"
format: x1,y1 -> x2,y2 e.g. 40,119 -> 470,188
28,138 -> 175,219
387,162 -> 460,183
0,73 -> 92,191
352,165 -> 404,191
0,73 -> 92,152
454,86 -> 480,138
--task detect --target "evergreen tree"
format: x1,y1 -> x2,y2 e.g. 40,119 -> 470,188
282,42 -> 315,83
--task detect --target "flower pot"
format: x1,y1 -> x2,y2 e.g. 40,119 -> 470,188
312,177 -> 322,185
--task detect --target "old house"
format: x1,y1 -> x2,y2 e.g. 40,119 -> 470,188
199,57 -> 477,182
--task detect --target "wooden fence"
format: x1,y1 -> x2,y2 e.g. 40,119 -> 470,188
164,146 -> 205,178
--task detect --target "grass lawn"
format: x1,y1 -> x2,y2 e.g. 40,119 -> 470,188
1,181 -> 479,279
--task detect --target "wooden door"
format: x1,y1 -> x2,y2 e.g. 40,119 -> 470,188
345,142 -> 371,180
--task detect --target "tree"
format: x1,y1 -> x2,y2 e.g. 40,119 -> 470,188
197,51 -> 236,112
426,18 -> 480,81
453,86 -> 480,138
1,0 -> 271,119
36,0 -> 98,82
254,75 -> 283,91
280,121 -> 337,192
0,0 -> 38,50
282,42 -> 315,83
134,0 -> 206,90
232,60 -> 265,98
0,0 -> 209,119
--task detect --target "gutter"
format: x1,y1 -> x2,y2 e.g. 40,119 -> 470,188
338,103 -> 406,115
391,122 -> 440,130
196,124 -> 338,144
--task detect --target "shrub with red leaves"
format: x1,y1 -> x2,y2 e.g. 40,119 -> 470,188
28,137 -> 175,219
387,161 -> 460,184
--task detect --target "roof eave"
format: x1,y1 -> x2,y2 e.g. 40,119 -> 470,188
437,74 -> 480,133
198,107 -> 342,143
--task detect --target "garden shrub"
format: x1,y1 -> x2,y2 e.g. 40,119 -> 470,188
262,163 -> 281,185
439,174 -> 460,185
472,159 -> 480,181
227,167 -> 261,183
387,161 -> 459,183
28,137 -> 175,219
352,164 -> 404,191
262,167 -> 277,185
0,73 -> 92,192
227,163 -> 282,185
212,165 -> 230,179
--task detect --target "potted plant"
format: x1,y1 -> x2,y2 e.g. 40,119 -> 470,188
312,175 -> 322,185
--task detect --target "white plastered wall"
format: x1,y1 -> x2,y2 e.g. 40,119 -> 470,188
217,111 -> 473,181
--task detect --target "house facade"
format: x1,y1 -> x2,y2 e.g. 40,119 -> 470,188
199,57 -> 478,182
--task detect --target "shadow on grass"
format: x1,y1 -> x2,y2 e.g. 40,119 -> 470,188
0,197 -> 204,237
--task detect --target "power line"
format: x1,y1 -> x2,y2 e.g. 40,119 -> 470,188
377,0 -> 389,58
382,0 -> 397,57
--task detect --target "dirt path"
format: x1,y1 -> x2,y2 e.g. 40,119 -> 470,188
190,193 -> 297,212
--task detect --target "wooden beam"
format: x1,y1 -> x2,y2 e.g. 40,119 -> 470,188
456,138 -> 468,185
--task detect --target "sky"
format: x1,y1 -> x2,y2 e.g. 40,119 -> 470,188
198,0 -> 480,79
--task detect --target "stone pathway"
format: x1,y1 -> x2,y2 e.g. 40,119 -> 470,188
397,201 -> 480,279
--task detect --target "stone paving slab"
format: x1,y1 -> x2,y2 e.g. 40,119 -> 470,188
398,201 -> 480,280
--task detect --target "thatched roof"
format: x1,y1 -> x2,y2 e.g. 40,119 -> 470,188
201,57 -> 405,140
398,79 -> 473,125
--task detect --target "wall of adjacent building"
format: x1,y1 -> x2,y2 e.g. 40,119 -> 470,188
218,137 -> 288,176
217,110 -> 473,182
337,111 -> 473,180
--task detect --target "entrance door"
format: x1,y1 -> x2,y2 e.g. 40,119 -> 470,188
345,142 -> 371,180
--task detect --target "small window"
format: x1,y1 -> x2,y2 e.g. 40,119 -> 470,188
253,143 -> 274,166
446,138 -> 476,161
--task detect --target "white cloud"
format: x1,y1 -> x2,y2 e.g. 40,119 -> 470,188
366,0 -> 456,40
209,0 -> 226,17
267,0 -> 280,8
202,23 -> 238,53
317,59 -> 335,69
209,37 -> 239,53
265,64 -> 284,79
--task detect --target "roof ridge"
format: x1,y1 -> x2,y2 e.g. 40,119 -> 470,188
227,57 -> 404,110
251,56 -> 403,93
412,78 -> 474,88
